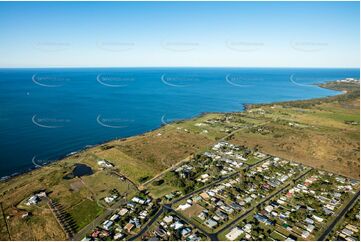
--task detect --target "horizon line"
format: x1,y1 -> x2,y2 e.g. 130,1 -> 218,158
0,66 -> 359,69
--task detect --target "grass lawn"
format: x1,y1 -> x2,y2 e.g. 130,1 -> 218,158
81,171 -> 137,199
90,147 -> 157,185
68,199 -> 103,230
270,230 -> 287,240
148,184 -> 179,199
244,156 -> 261,165
147,171 -> 183,198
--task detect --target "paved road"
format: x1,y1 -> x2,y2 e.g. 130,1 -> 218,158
139,121 -> 270,191
128,156 -> 273,240
171,156 -> 272,205
171,172 -> 241,205
165,205 -> 219,241
62,119 -> 271,241
212,169 -> 311,239
215,183 -> 292,238
72,130 -> 270,240
128,206 -> 165,241
72,198 -> 126,241
128,171 -> 243,241
220,121 -> 270,142
318,191 -> 360,241
167,178 -> 294,241
248,156 -> 273,169
140,155 -> 193,189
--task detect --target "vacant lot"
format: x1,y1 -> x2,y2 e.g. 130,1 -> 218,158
68,199 -> 103,230
0,153 -> 137,240
229,82 -> 360,179
182,203 -> 205,218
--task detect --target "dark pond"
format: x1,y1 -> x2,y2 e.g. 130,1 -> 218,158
63,163 -> 93,179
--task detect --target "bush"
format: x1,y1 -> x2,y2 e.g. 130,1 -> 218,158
138,176 -> 150,183
152,179 -> 165,186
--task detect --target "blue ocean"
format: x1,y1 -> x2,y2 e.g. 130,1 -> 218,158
0,68 -> 359,178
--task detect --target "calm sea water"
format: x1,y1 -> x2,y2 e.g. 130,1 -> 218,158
0,68 -> 359,178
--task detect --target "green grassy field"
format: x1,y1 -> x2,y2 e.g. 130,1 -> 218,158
68,199 -> 103,230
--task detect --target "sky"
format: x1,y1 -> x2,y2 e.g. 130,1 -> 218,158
0,1 -> 359,68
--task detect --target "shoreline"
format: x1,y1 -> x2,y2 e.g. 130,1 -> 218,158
0,80 -> 358,182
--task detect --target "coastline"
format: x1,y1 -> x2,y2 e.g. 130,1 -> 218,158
0,79 -> 359,241
0,80 -> 357,183
244,81 -> 347,110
